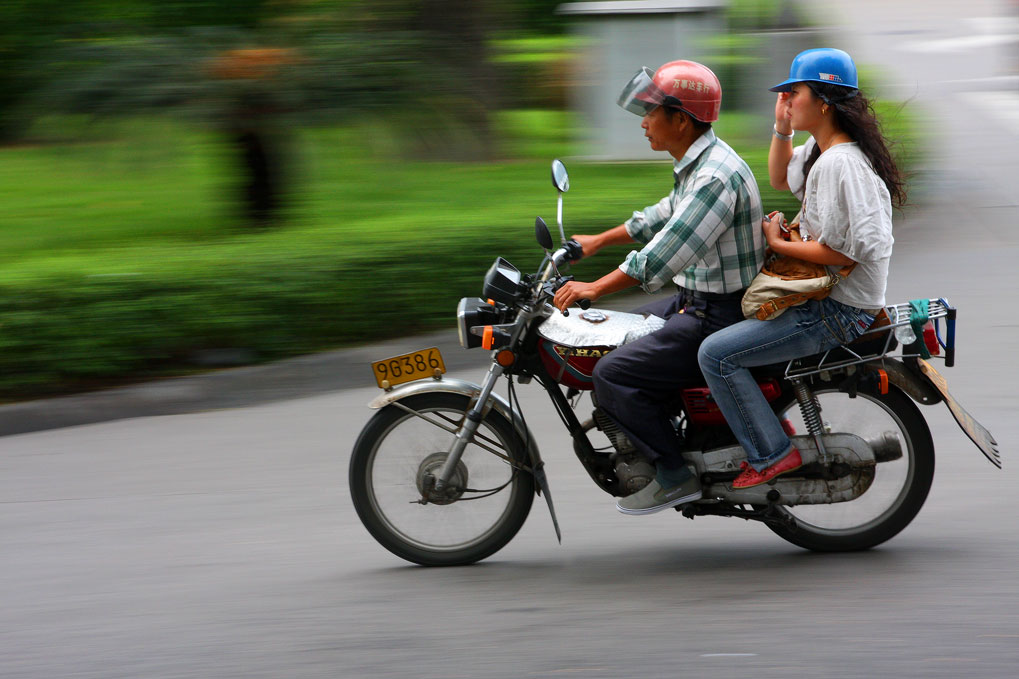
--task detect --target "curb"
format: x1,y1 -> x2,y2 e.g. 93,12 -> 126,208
0,328 -> 481,437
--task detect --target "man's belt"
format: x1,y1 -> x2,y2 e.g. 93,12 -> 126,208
678,286 -> 746,303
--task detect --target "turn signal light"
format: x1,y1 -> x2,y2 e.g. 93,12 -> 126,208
482,325 -> 494,350
876,368 -> 889,395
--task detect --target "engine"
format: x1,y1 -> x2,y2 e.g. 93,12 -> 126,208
593,408 -> 655,495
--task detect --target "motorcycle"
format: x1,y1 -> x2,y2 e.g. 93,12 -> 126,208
349,160 -> 1000,567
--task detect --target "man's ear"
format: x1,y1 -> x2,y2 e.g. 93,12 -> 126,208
673,110 -> 691,133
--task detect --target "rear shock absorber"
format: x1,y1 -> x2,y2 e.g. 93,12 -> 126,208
791,378 -> 830,462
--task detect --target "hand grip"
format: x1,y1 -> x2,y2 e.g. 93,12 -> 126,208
561,298 -> 590,317
563,239 -> 584,262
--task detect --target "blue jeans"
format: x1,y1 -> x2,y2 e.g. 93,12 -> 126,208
696,298 -> 875,470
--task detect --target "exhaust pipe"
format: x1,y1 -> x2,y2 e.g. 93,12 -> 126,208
868,431 -> 902,463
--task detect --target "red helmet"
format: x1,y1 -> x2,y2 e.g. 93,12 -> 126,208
617,60 -> 722,123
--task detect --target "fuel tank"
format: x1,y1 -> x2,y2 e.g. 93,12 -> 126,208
536,308 -> 666,390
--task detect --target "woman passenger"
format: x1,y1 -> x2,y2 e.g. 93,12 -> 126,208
697,48 -> 905,488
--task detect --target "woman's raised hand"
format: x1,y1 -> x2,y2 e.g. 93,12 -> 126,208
774,93 -> 792,135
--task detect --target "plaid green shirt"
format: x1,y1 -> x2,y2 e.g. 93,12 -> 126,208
620,130 -> 765,294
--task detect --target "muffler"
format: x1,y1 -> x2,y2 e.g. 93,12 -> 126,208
867,431 -> 902,463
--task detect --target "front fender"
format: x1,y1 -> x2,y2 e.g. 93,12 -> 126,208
367,377 -> 542,468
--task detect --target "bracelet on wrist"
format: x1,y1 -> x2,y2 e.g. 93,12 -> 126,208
773,124 -> 794,141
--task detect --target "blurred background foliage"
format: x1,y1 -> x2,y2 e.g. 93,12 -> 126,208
0,0 -> 924,398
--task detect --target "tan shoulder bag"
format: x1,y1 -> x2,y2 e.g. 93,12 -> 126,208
741,216 -> 855,321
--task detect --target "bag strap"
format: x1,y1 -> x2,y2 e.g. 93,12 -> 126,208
755,292 -> 816,320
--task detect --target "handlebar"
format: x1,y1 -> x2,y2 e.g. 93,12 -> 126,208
553,274 -> 591,317
551,239 -> 584,268
538,240 -> 590,316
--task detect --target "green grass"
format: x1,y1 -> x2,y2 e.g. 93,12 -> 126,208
0,107 -> 918,399
490,34 -> 589,64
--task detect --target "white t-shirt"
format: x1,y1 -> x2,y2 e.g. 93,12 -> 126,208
787,137 -> 893,309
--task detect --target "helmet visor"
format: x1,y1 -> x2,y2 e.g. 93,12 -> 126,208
616,67 -> 667,116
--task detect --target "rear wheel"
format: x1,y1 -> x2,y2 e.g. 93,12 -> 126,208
349,393 -> 534,566
766,385 -> 934,551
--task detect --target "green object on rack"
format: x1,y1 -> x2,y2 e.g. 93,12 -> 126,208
909,298 -> 931,359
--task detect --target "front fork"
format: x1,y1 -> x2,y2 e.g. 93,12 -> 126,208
432,361 -> 504,492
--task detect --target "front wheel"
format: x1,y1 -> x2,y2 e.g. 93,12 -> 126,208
349,392 -> 535,566
766,385 -> 934,552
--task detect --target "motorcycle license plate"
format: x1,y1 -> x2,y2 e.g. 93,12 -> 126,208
371,347 -> 446,389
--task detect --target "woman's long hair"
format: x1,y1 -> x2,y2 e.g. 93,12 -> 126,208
802,82 -> 907,208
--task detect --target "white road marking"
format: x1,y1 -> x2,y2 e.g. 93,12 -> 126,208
902,33 -> 1019,52
969,91 -> 1019,135
967,16 -> 1019,34
900,17 -> 1019,52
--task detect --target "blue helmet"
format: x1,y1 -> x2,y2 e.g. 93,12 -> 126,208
770,48 -> 858,92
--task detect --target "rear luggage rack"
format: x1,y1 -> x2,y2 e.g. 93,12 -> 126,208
785,297 -> 956,380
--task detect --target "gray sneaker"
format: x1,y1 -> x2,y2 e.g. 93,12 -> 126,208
616,465 -> 702,515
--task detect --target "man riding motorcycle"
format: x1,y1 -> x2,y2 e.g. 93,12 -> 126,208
552,60 -> 765,515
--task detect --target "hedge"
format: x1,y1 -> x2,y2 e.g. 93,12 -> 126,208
0,106 -> 918,398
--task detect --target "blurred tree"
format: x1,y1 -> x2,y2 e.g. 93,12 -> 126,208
400,0 -> 502,158
509,0 -> 568,34
144,0 -> 270,28
0,1 -> 90,140
41,31 -> 301,226
26,0 -> 554,222
0,0 -> 272,142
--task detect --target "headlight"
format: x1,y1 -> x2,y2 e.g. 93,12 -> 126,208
457,297 -> 500,349
482,257 -> 522,305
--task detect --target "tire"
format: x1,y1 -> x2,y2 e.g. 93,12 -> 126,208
349,392 -> 535,566
765,385 -> 934,552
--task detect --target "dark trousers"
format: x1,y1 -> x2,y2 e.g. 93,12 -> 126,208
592,288 -> 745,469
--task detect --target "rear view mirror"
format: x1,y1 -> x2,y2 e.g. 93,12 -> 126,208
535,217 -> 554,250
551,159 -> 570,193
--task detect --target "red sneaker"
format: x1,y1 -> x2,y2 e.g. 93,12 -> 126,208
733,449 -> 803,489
